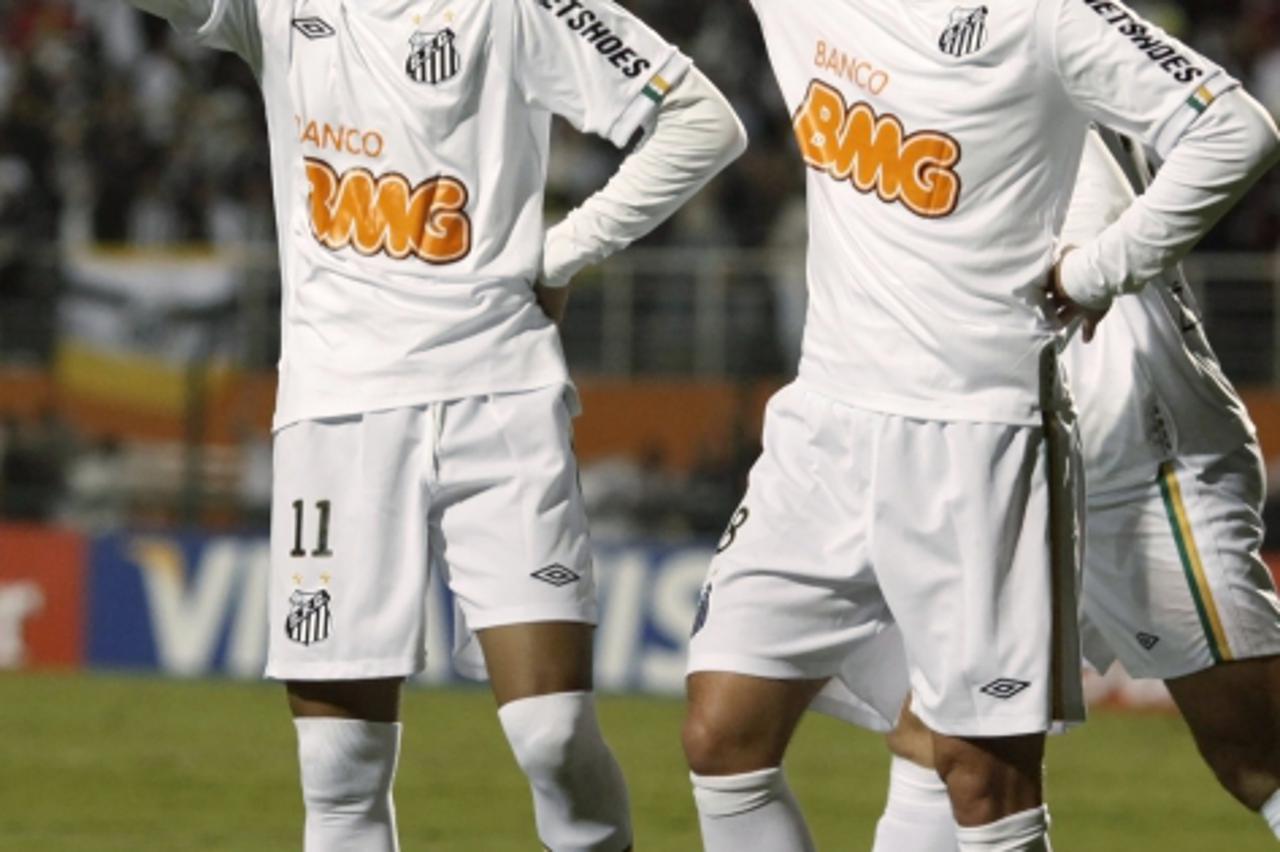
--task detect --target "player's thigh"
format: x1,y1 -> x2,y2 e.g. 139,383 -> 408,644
686,384 -> 901,729
1166,653 -> 1280,740
1165,654 -> 1280,808
871,416 -> 1082,739
267,410 -> 432,682
478,621 -> 595,706
1081,445 -> 1280,680
434,384 -> 598,682
287,677 -> 404,722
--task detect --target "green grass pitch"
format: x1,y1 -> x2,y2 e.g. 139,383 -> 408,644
0,672 -> 1272,850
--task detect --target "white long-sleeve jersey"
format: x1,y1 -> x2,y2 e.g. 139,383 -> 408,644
131,0 -> 700,429
750,0 -> 1260,426
1061,127 -> 1258,495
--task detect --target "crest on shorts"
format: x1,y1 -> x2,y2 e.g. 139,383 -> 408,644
285,588 -> 333,646
406,28 -> 461,85
691,583 -> 712,637
938,6 -> 989,57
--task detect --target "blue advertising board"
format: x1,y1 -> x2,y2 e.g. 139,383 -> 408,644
85,531 -> 713,694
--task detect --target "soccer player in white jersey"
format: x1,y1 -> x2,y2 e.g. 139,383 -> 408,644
123,0 -> 745,849
869,126 -> 1280,850
682,0 -> 1279,849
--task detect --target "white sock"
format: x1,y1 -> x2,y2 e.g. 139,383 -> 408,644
1260,789 -> 1280,838
691,767 -> 816,852
872,756 -> 958,852
498,691 -> 631,851
955,806 -> 1050,852
295,718 -> 401,852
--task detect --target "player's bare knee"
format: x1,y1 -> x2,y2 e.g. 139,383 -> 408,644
1170,660 -> 1280,809
934,735 -> 1043,826
682,701 -> 758,776
1194,737 -> 1279,809
937,760 -> 1007,826
682,715 -> 722,775
682,707 -> 771,776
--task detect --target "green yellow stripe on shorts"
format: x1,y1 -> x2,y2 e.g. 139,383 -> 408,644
1158,462 -> 1233,663
1185,85 -> 1216,114
642,75 -> 672,104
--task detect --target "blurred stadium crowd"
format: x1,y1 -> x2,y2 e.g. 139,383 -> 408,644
4,0 -> 1276,257
0,0 -> 1278,533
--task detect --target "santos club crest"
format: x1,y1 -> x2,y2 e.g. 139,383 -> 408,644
407,28 -> 461,85
285,588 -> 333,646
939,6 -> 989,58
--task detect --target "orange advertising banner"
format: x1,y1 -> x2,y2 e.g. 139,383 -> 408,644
0,524 -> 86,669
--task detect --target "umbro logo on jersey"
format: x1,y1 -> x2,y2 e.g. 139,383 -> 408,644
980,678 -> 1031,700
292,17 -> 336,40
1136,632 -> 1161,650
406,28 -> 461,85
938,6 -> 989,57
531,564 -> 581,587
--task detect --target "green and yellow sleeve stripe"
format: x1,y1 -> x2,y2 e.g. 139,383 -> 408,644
1185,85 -> 1216,115
642,75 -> 672,104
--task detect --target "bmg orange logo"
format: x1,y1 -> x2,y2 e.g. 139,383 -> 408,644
793,81 -> 961,219
304,158 -> 472,264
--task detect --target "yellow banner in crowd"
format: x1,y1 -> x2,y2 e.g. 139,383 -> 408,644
55,247 -> 240,418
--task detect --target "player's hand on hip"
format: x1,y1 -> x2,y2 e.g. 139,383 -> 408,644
1046,247 -> 1108,343
534,282 -> 570,326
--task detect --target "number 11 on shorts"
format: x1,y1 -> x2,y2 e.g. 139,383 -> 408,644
290,499 -> 334,558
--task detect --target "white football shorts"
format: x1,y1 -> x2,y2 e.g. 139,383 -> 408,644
264,384 -> 596,681
687,380 -> 1086,738
1080,442 -> 1280,679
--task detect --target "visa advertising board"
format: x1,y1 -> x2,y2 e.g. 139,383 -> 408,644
0,525 -> 709,695
8,523 -> 1274,710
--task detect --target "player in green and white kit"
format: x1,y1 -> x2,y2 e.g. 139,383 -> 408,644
871,125 -> 1280,850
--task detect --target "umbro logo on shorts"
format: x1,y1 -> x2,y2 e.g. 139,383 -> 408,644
979,678 -> 1031,700
293,17 -> 337,40
1136,632 -> 1161,650
531,564 -> 581,587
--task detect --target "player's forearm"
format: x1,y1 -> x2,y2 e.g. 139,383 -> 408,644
1059,130 -> 1135,247
539,68 -> 748,287
1059,89 -> 1280,309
